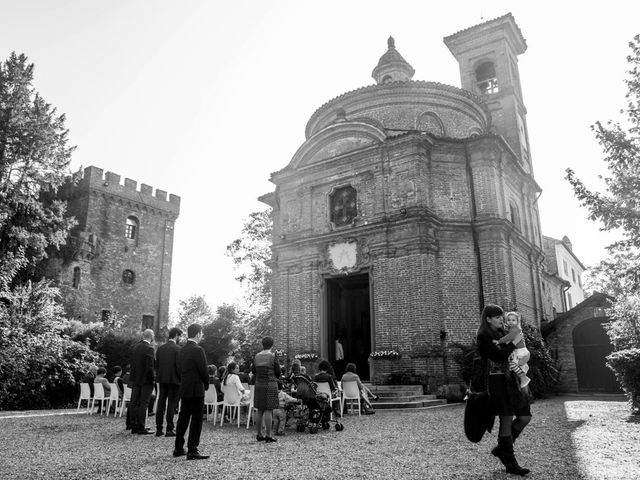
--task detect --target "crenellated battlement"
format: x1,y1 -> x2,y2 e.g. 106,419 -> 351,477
75,165 -> 180,215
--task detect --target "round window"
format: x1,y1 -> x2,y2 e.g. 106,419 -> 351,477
122,269 -> 135,284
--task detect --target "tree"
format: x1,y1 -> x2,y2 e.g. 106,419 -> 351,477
225,209 -> 272,310
175,294 -> 214,331
566,35 -> 640,253
226,209 -> 274,364
0,53 -> 76,289
566,35 -> 640,412
200,303 -> 241,367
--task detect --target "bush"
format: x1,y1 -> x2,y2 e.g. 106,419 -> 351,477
0,326 -> 103,410
606,348 -> 640,414
66,321 -> 140,373
0,280 -> 105,410
436,383 -> 467,403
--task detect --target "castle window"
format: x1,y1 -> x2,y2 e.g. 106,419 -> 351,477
72,266 -> 81,288
381,75 -> 393,84
330,186 -> 357,227
475,62 -> 499,94
571,268 -> 576,283
563,260 -> 568,276
125,216 -> 139,240
122,269 -> 136,285
142,315 -> 154,330
101,309 -> 111,323
567,292 -> 573,309
509,201 -> 520,231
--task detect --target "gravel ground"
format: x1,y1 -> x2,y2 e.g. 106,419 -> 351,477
0,396 -> 636,480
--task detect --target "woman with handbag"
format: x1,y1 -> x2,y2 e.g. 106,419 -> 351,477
476,304 -> 531,476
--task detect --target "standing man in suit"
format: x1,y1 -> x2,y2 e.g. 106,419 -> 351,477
155,327 -> 182,437
130,328 -> 156,435
173,323 -> 209,460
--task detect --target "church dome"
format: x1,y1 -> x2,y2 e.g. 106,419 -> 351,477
304,38 -> 490,141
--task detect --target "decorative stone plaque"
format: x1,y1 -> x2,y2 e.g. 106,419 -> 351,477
328,241 -> 357,272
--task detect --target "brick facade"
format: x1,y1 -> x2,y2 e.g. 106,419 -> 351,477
47,166 -> 180,332
261,15 -> 550,386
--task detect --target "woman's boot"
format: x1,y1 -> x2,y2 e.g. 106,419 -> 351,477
499,436 -> 530,476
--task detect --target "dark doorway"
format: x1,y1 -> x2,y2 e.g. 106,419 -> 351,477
573,317 -> 621,393
326,273 -> 371,380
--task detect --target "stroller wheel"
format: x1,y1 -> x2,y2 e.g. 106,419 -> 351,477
310,426 -> 318,434
335,423 -> 344,431
296,425 -> 306,433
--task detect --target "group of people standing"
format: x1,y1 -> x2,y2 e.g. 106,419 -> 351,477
122,324 -> 210,460
119,325 -> 288,459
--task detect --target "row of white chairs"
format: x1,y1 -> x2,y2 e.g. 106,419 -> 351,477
77,379 -> 365,424
77,382 -> 127,416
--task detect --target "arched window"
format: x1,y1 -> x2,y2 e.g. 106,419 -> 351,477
330,186 -> 357,227
122,269 -> 136,285
381,75 -> 393,84
475,61 -> 499,94
509,201 -> 521,231
125,216 -> 139,240
72,266 -> 81,288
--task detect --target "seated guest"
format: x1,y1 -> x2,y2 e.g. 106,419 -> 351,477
94,367 -> 111,413
238,364 -> 251,383
340,362 -> 377,414
208,365 -> 217,385
313,359 -> 339,393
221,362 -> 250,405
216,366 -> 226,401
112,366 -> 124,397
83,365 -> 98,397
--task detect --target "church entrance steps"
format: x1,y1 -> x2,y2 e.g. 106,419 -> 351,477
360,384 -> 447,410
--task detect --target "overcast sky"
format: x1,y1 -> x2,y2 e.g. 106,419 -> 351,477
2,1 -> 638,314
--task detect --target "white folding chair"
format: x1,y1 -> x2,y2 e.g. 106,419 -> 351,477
119,385 -> 132,417
90,383 -> 106,415
316,382 -> 342,418
77,383 -> 92,413
106,383 -> 120,416
220,384 -> 242,428
245,385 -> 256,429
340,381 -> 361,416
205,384 -> 223,424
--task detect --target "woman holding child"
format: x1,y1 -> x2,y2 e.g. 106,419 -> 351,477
476,304 -> 531,476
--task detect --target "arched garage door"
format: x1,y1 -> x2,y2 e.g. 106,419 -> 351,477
572,317 -> 620,393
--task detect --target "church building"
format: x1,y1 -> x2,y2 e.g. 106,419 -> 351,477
260,14 -> 547,383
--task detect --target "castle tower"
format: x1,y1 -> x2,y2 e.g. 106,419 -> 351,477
49,166 -> 180,332
444,13 -> 532,171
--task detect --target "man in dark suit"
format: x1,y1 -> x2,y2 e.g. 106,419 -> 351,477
129,328 -> 156,435
173,323 -> 209,460
155,327 -> 183,437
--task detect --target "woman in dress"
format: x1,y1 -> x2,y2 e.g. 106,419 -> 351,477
252,336 -> 281,442
476,304 -> 531,476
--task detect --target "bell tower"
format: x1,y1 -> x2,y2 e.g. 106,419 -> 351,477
444,13 -> 532,172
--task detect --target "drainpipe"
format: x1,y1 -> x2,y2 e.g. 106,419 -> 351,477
464,143 -> 485,311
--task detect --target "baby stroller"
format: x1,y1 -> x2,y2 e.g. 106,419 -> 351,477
291,375 -> 344,434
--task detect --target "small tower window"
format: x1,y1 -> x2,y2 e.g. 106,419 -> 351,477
142,315 -> 154,330
125,216 -> 139,240
381,75 -> 393,84
122,269 -> 136,285
72,266 -> 81,288
475,62 -> 499,94
330,186 -> 357,227
509,201 -> 520,231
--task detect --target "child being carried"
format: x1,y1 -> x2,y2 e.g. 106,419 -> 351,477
495,311 -> 531,389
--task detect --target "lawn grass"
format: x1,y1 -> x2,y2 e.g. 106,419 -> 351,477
1,396 -> 636,479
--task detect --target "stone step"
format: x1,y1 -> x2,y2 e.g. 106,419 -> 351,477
363,398 -> 447,410
363,384 -> 424,394
373,394 -> 437,402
